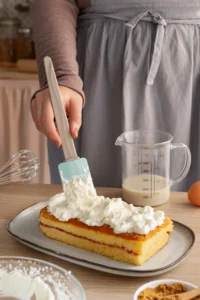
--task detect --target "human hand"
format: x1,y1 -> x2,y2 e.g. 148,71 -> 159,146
30,86 -> 83,147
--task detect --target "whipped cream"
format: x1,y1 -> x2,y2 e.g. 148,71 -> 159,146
48,174 -> 165,235
0,270 -> 60,300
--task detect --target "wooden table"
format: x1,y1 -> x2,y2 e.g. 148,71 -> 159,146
0,184 -> 200,300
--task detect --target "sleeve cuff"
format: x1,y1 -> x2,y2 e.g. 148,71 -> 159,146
30,76 -> 85,107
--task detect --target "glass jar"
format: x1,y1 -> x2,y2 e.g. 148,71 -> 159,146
0,18 -> 20,68
16,27 -> 35,60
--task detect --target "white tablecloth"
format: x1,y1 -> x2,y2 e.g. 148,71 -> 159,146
0,79 -> 50,184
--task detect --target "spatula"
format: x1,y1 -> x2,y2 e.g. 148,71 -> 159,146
163,287 -> 200,300
44,56 -> 92,183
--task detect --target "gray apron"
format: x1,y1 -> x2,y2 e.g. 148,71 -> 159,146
48,0 -> 200,191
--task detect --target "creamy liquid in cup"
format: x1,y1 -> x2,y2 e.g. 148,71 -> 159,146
122,174 -> 170,206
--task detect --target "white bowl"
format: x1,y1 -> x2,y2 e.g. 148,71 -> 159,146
133,279 -> 197,300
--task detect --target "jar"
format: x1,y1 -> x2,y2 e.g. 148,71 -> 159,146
16,27 -> 35,60
0,18 -> 20,68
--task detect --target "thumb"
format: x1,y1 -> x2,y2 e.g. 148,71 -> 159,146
68,99 -> 82,138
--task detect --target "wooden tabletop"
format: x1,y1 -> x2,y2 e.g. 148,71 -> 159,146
0,184 -> 199,300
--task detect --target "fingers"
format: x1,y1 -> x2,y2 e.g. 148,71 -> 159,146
30,90 -> 61,147
41,99 -> 61,147
68,97 -> 82,138
30,97 -> 43,132
30,99 -> 36,124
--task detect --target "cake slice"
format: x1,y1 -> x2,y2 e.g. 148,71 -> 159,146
40,207 -> 173,266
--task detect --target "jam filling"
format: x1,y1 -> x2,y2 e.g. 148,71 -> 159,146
40,222 -> 139,255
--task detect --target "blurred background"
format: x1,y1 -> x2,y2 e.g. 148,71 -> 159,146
0,0 -> 50,184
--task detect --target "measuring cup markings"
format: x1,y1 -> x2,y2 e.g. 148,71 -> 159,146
138,147 -> 152,199
144,161 -> 153,199
137,151 -> 166,200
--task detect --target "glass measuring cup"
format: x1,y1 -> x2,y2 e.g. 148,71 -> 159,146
115,130 -> 191,206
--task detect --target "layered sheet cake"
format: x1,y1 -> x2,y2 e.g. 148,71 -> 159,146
40,174 -> 173,266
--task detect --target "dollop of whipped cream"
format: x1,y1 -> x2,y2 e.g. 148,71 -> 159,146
48,174 -> 165,235
0,270 -> 63,300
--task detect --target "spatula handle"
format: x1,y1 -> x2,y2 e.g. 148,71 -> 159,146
44,56 -> 78,161
177,287 -> 200,300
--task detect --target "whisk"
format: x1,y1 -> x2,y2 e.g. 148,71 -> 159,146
0,150 -> 39,185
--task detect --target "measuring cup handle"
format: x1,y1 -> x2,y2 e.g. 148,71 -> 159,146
170,143 -> 191,186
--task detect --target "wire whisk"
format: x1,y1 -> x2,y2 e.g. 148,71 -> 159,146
0,150 -> 39,185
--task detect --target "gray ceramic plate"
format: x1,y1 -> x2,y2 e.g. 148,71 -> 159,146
7,201 -> 195,277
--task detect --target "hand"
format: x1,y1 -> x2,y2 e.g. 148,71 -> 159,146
30,86 -> 83,147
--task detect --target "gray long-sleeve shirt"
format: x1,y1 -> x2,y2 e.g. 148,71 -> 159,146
31,0 -> 91,101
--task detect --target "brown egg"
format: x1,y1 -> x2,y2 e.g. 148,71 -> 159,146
188,181 -> 200,206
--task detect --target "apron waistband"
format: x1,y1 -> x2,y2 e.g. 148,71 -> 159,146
91,1 -> 200,8
79,8 -> 200,85
126,11 -> 200,85
126,11 -> 167,85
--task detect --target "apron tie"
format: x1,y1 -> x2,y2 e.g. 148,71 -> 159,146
126,11 -> 167,85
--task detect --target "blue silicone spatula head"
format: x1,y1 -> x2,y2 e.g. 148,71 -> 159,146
44,57 -> 92,184
58,157 -> 90,183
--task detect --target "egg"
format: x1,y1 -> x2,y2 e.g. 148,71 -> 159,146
188,181 -> 200,206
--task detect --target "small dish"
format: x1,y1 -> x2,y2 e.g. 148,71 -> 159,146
133,279 -> 197,300
0,256 -> 86,299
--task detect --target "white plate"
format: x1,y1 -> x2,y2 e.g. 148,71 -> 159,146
7,201 -> 195,277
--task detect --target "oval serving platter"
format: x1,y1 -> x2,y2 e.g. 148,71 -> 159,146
7,201 -> 195,277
